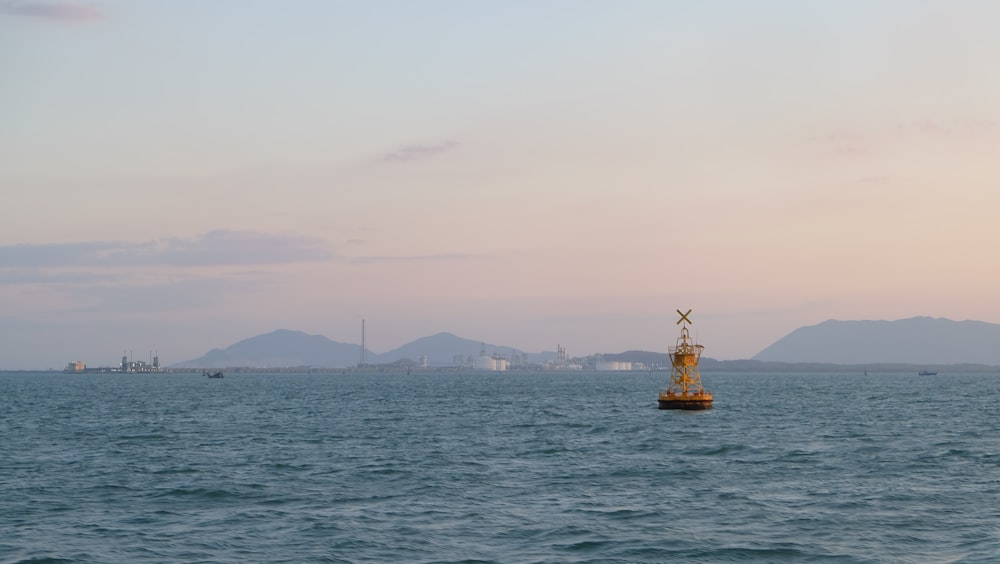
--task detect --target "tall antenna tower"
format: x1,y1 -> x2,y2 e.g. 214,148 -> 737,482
360,319 -> 367,366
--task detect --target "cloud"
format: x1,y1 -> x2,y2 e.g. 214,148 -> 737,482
895,118 -> 998,139
66,275 -> 271,313
831,145 -> 869,158
809,131 -> 870,158
152,230 -> 334,267
0,230 -> 333,270
1,1 -> 102,21
381,142 -> 459,163
811,117 -> 999,157
0,268 -> 113,285
350,253 -> 485,265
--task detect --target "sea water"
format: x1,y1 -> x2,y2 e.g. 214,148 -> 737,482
1,371 -> 998,563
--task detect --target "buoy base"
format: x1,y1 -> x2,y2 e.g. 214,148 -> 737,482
658,399 -> 713,410
658,392 -> 713,410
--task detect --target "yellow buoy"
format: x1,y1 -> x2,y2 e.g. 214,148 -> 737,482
658,309 -> 713,410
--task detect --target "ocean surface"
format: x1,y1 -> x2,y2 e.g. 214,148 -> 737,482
1,370 -> 998,563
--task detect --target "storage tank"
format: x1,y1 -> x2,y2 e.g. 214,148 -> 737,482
474,355 -> 497,371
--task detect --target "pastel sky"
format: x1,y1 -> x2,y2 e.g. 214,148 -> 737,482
2,1 -> 999,369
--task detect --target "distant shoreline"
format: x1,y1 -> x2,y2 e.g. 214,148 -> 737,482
699,359 -> 1000,373
4,361 -> 999,375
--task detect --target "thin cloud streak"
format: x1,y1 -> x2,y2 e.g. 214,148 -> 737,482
65,276 -> 272,314
810,117 -> 1000,157
381,142 -> 459,163
0,269 -> 113,285
0,1 -> 102,21
0,230 -> 333,271
351,253 -> 485,265
153,231 -> 334,267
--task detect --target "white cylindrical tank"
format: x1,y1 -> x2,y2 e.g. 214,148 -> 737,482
475,355 -> 497,371
596,360 -> 632,371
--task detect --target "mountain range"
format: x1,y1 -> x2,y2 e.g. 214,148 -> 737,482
173,317 -> 1000,369
753,316 -> 1000,365
173,330 -> 556,369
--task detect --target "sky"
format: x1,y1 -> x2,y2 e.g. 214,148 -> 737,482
2,1 -> 999,369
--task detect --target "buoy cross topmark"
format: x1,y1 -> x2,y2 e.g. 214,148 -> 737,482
676,309 -> 692,325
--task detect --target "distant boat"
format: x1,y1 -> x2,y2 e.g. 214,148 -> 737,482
204,371 -> 224,378
918,370 -> 937,376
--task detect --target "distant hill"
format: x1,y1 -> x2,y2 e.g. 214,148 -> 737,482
173,329 -> 365,368
754,317 -> 1000,365
173,329 -> 557,369
377,332 -> 556,366
377,331 -> 496,365
601,350 -> 670,365
173,316 -> 1000,369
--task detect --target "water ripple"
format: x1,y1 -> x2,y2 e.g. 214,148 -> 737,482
2,371 -> 999,563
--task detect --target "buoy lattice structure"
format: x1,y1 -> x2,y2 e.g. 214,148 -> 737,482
659,309 -> 713,410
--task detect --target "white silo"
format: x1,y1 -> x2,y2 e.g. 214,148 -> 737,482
475,355 -> 497,371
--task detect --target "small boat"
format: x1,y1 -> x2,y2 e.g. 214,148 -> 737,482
204,371 -> 224,378
918,370 -> 937,376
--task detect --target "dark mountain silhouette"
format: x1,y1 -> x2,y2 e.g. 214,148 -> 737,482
753,316 -> 1000,365
173,316 -> 1000,369
173,329 -> 366,368
376,332 -> 554,366
173,330 -> 556,368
